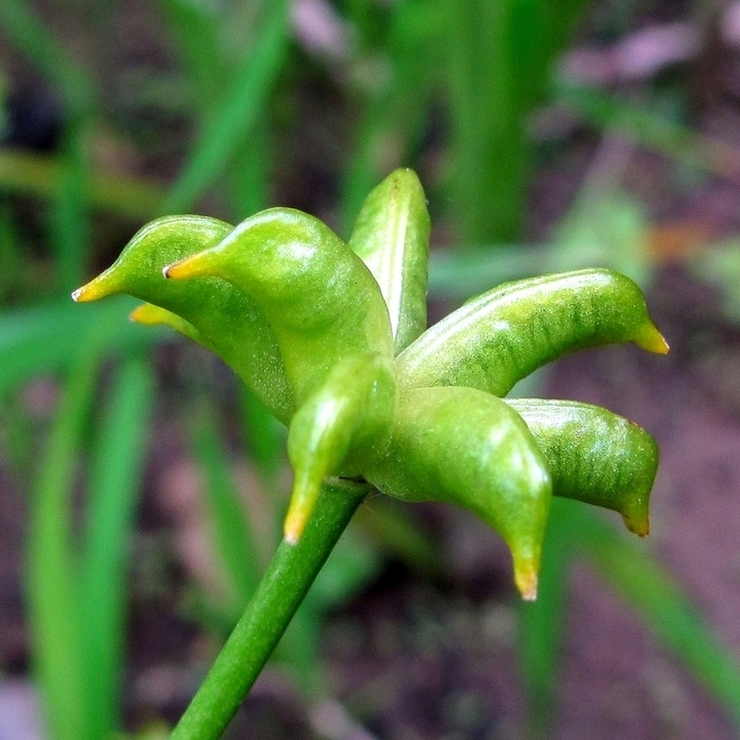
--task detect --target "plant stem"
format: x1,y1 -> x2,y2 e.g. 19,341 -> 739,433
169,479 -> 370,740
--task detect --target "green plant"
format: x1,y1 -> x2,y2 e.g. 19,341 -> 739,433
73,168 -> 668,738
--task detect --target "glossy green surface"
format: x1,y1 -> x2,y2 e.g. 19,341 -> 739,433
396,268 -> 668,396
74,169 -> 667,600
365,386 -> 551,599
507,399 -> 658,536
72,215 -> 294,423
285,352 -> 397,542
349,168 -> 430,353
165,208 -> 394,402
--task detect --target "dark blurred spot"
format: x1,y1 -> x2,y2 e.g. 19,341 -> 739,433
2,87 -> 63,152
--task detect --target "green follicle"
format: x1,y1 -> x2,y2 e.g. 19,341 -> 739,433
72,215 -> 294,423
284,353 -> 397,543
164,208 -> 394,403
72,170 -> 669,599
348,168 -> 431,354
507,399 -> 658,536
395,268 -> 669,397
364,386 -> 552,600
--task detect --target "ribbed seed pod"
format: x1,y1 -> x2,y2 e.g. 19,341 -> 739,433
348,168 -> 431,354
507,399 -> 658,536
396,269 -> 669,397
285,352 -> 397,543
364,386 -> 552,600
72,215 -> 294,423
165,208 -> 394,403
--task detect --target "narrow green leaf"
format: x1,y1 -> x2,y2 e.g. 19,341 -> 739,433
160,0 -> 290,213
518,501 -> 577,736
80,356 -> 154,739
190,406 -> 262,605
27,327 -> 105,740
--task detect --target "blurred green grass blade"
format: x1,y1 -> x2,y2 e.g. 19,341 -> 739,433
550,0 -> 590,58
569,503 -> 740,728
341,0 -> 442,232
276,602 -> 324,694
444,0 -> 527,243
0,0 -> 94,116
27,325 -> 106,740
190,406 -> 262,604
304,524 -> 381,612
690,238 -> 740,322
0,0 -> 96,293
160,0 -> 290,214
0,199 -> 22,300
553,189 -> 652,284
50,126 -> 91,294
428,189 -> 652,300
356,497 -> 444,581
556,82 -> 740,179
275,526 -> 381,693
227,120 -> 270,220
518,500 -> 577,736
158,0 -> 272,221
428,244 -> 550,299
444,0 -> 588,244
157,0 -> 224,108
0,298 -> 166,396
0,148 -> 166,221
80,356 -> 154,739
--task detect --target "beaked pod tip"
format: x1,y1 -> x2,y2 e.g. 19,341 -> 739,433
636,323 -> 670,355
514,558 -> 539,601
283,511 -> 305,546
71,276 -> 112,303
129,304 -> 160,325
163,253 -> 207,281
283,491 -> 310,545
622,511 -> 650,537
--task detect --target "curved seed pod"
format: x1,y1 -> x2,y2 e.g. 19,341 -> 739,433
165,208 -> 394,403
72,215 -> 294,423
396,269 -> 669,397
285,352 -> 397,543
507,399 -> 658,536
364,386 -> 552,600
348,168 -> 431,353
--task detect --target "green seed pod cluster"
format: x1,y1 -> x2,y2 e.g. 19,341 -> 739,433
73,167 -> 667,600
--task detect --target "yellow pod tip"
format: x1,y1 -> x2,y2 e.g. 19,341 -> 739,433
129,304 -> 163,325
513,558 -> 539,602
622,511 -> 650,537
636,324 -> 670,355
163,254 -> 207,281
71,277 -> 109,303
283,507 -> 308,545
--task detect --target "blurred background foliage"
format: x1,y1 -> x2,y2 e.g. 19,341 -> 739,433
2,0 -> 740,738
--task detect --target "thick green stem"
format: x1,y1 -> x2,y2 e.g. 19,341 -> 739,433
170,479 -> 369,740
